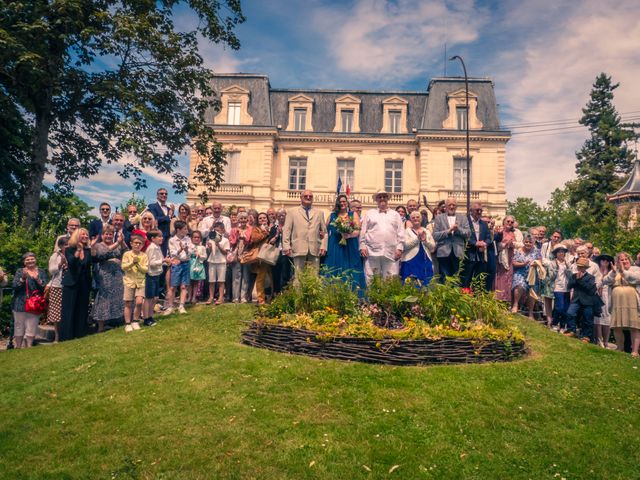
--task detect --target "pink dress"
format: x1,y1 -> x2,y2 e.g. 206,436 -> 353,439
495,230 -> 515,302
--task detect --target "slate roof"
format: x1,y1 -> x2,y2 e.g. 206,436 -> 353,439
610,160 -> 640,199
209,74 -> 507,134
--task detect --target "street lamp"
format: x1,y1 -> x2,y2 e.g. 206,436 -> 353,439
448,55 -> 470,214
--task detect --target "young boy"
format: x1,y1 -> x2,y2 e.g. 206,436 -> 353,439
206,222 -> 230,305
565,257 -> 599,342
121,234 -> 149,331
167,220 -> 193,314
144,230 -> 169,326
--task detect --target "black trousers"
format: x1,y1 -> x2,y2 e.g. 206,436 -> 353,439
437,251 -> 461,283
462,258 -> 488,289
60,284 -> 90,341
272,254 -> 293,294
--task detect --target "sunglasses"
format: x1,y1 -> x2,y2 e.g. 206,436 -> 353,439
302,195 -> 313,199
100,208 -> 110,211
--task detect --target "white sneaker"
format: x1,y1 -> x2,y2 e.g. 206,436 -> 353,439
178,305 -> 187,314
125,324 -> 134,333
132,322 -> 141,330
163,307 -> 174,316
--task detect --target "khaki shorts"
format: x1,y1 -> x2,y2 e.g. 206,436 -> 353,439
123,286 -> 145,301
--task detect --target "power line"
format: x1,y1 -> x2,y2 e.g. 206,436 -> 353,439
504,110 -> 640,129
511,116 -> 640,136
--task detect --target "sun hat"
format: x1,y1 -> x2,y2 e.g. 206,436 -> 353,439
373,190 -> 390,201
576,257 -> 590,268
594,254 -> 615,264
552,243 -> 568,254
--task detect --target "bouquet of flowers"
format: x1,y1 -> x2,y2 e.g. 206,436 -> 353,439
332,215 -> 357,246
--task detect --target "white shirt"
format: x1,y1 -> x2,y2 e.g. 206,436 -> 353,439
447,215 -> 457,228
554,261 -> 568,292
471,218 -> 480,239
207,237 -> 230,263
146,242 -> 164,276
168,235 -> 194,262
359,209 -> 405,260
198,215 -> 231,238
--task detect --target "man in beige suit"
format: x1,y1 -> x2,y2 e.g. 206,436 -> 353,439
282,190 -> 328,275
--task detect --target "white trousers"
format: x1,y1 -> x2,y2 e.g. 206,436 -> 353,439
364,256 -> 399,284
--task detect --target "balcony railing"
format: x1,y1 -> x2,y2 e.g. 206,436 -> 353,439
280,190 -> 416,205
216,183 -> 248,194
445,190 -> 481,200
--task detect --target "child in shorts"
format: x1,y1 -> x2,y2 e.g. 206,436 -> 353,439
167,221 -> 193,314
122,234 -> 149,331
144,230 -> 169,326
206,222 -> 230,304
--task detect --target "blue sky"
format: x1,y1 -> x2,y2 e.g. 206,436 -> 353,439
69,0 -> 640,213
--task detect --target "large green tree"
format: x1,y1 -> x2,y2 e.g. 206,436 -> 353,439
506,197 -> 546,230
569,73 -> 637,224
0,0 -> 244,228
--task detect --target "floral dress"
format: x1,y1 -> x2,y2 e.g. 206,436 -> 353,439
512,248 -> 541,292
92,243 -> 125,322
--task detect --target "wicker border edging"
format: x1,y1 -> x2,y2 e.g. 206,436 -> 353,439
241,322 -> 527,366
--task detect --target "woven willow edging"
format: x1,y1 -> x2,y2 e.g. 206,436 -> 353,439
241,322 -> 527,366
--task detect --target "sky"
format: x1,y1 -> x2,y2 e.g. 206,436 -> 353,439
71,0 -> 640,213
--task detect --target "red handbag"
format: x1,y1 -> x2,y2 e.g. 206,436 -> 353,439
25,277 -> 48,315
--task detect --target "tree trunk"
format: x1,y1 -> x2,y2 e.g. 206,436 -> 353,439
22,101 -> 51,229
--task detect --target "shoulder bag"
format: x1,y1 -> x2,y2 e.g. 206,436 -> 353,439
257,243 -> 280,266
25,276 -> 48,316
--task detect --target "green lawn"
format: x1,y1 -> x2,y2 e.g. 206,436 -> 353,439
1,305 -> 639,479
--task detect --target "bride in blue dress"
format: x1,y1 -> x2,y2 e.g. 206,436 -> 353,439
324,194 -> 366,294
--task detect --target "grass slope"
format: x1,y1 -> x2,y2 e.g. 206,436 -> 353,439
0,305 -> 639,480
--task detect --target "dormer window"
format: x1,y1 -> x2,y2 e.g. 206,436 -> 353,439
456,106 -> 467,130
442,89 -> 483,130
333,95 -> 361,133
381,97 -> 408,134
214,85 -> 253,126
294,108 -> 306,131
227,102 -> 241,125
341,110 -> 354,133
286,94 -> 314,132
389,110 -> 401,133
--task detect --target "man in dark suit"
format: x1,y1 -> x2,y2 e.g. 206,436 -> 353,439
432,197 -> 470,283
88,202 -> 112,244
147,188 -> 174,255
462,202 -> 492,289
565,257 -> 599,342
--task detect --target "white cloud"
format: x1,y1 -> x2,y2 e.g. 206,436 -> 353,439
311,0 -> 489,82
492,0 -> 640,204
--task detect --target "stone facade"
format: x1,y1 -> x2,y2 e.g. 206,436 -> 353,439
188,74 -> 511,217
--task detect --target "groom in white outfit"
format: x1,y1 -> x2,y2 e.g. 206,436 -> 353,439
359,190 -> 405,284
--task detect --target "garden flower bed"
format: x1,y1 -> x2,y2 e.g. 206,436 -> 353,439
242,269 -> 527,365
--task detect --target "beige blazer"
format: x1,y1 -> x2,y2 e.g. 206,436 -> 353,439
282,206 -> 328,257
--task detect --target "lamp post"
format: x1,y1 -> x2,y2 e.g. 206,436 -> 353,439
449,55 -> 470,214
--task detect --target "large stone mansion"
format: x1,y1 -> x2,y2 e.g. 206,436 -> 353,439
188,73 -> 510,216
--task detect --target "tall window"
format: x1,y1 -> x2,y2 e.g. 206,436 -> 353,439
384,160 -> 403,193
223,151 -> 240,183
227,102 -> 241,125
294,108 -> 307,131
389,110 -> 402,134
453,157 -> 471,190
341,109 -> 354,132
289,157 -> 307,191
337,159 -> 355,190
456,106 -> 467,130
